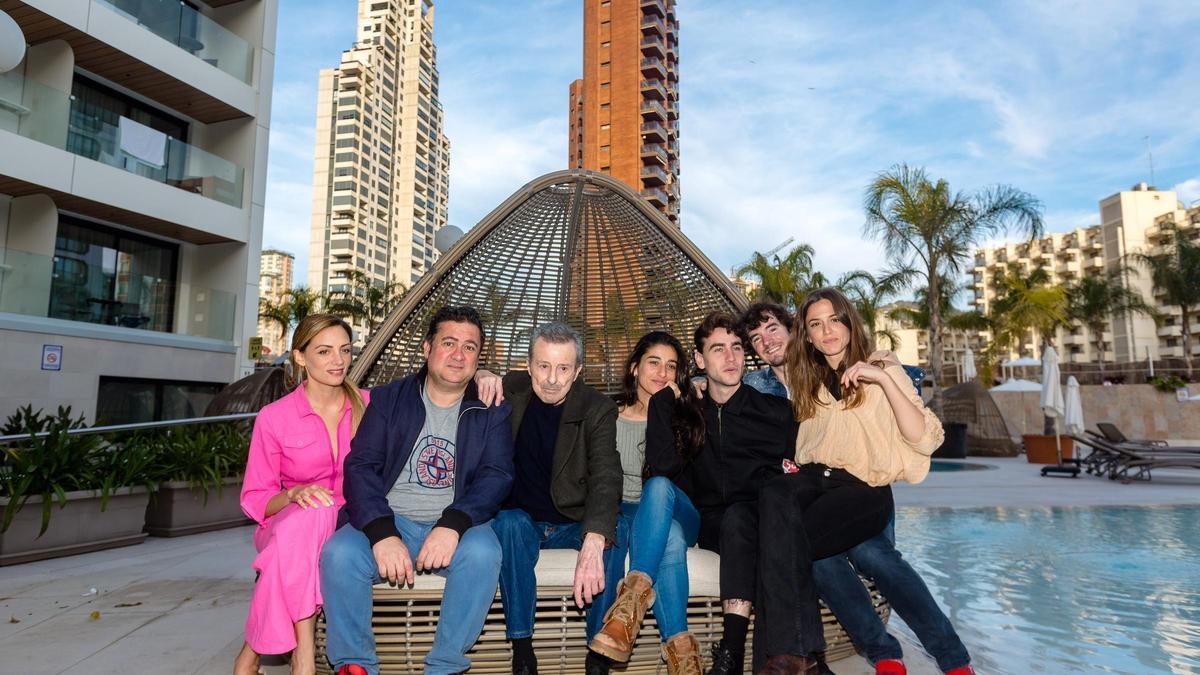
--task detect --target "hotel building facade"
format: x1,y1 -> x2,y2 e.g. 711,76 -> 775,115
0,1 -> 277,423
256,247 -> 292,360
569,0 -> 680,225
307,0 -> 449,339
970,185 -> 1199,365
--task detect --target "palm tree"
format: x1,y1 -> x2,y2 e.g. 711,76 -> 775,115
863,164 -> 1044,414
326,270 -> 408,342
1130,218 -> 1200,377
257,286 -> 329,351
987,264 -> 1067,358
838,265 -> 917,350
1065,269 -> 1158,375
736,243 -> 828,311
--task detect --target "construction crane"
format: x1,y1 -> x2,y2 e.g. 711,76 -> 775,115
729,236 -> 795,277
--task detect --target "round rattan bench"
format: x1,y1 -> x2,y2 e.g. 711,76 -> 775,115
316,547 -> 887,674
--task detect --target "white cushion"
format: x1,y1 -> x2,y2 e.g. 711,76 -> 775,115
375,546 -> 723,597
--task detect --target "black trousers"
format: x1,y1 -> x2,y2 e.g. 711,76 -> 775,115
754,466 -> 894,665
695,503 -> 761,604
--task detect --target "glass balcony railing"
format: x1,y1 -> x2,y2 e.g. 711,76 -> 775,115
97,0 -> 254,84
1,70 -> 244,207
67,111 -> 245,207
0,247 -> 236,341
0,69 -> 71,150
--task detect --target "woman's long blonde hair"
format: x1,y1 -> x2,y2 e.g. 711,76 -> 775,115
290,314 -> 366,434
785,287 -> 874,421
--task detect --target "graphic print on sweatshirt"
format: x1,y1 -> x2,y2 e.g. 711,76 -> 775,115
411,434 -> 456,489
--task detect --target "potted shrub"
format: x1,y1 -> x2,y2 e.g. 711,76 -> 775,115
0,406 -> 154,566
141,421 -> 252,537
1022,434 -> 1074,464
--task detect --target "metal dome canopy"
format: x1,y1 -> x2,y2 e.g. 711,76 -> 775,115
351,170 -> 749,393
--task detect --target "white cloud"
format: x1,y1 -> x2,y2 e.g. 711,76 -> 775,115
1174,177 -> 1200,206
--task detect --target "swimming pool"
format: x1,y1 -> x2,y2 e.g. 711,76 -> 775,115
894,506 -> 1200,674
929,460 -> 993,472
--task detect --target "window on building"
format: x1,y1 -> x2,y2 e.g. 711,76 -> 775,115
67,75 -> 189,168
49,216 -> 178,332
95,376 -> 223,424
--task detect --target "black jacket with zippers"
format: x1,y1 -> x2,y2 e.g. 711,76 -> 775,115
644,382 -> 794,511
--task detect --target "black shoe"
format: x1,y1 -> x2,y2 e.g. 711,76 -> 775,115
512,657 -> 538,675
585,650 -> 612,675
708,641 -> 744,675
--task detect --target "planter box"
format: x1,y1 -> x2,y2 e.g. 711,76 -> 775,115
0,487 -> 149,566
1023,434 -> 1074,464
144,477 -> 252,537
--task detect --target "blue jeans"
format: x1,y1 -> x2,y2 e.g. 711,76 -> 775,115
626,476 -> 700,640
319,515 -> 502,675
492,508 -> 629,640
812,519 -> 971,671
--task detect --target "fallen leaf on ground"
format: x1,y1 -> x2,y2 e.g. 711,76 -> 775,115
113,602 -> 142,608
89,610 -> 100,620
8,616 -> 18,623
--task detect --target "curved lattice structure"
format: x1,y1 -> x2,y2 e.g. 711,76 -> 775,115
352,170 -> 748,392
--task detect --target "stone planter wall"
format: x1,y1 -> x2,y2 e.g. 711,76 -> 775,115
0,487 -> 149,566
992,384 -> 1200,445
144,477 -> 251,537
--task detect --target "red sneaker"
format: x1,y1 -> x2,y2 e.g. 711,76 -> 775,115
336,666 -> 368,675
876,659 -> 907,675
944,667 -> 976,675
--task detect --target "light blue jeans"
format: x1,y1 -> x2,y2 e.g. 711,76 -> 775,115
625,476 -> 700,640
319,515 -> 502,675
812,518 -> 971,671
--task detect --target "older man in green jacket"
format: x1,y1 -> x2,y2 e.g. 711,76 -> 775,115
491,321 -> 624,675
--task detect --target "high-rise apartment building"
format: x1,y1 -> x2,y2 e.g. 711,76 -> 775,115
970,184 -> 1196,365
257,249 -> 294,359
309,0 -> 450,328
0,2 -> 277,423
569,0 -> 680,225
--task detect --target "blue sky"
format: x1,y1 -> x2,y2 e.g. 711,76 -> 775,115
263,0 -> 1200,288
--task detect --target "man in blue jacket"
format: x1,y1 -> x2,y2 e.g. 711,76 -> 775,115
320,306 -> 515,675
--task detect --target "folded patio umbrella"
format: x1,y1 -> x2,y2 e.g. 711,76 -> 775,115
1039,347 -> 1076,477
1064,376 -> 1084,436
963,348 -> 977,381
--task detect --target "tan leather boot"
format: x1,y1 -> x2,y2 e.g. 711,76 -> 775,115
661,632 -> 703,675
588,571 -> 655,662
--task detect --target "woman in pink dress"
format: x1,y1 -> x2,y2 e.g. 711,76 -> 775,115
234,314 -> 369,675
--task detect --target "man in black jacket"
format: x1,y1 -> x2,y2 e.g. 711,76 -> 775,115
642,312 -> 794,675
491,322 -> 624,675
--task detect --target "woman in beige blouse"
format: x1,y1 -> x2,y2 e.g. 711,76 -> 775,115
751,287 -> 944,674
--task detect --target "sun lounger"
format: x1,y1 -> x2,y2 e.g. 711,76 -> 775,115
1095,422 -> 1169,447
1069,434 -> 1200,482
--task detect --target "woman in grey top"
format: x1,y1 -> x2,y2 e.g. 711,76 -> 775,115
590,332 -> 705,673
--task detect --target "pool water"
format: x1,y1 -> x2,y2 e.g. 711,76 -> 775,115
929,460 -> 993,472
894,506 -> 1200,674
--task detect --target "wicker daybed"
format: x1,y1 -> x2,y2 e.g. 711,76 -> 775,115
316,547 -> 887,674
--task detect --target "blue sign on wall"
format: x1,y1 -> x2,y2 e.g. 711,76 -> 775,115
41,344 -> 63,371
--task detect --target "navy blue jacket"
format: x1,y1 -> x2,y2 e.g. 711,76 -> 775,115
339,368 -> 515,546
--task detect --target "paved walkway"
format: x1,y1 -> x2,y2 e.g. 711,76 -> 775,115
2,457 -> 1196,674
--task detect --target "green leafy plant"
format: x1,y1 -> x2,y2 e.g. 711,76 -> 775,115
0,405 -> 153,536
1148,375 -> 1187,393
137,422 -> 250,503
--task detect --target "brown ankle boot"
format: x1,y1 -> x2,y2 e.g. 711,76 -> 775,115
756,654 -> 819,675
588,571 -> 655,662
661,632 -> 703,675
